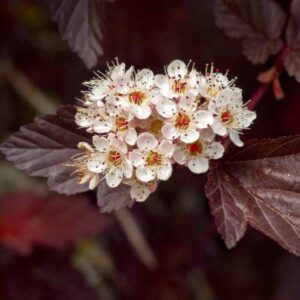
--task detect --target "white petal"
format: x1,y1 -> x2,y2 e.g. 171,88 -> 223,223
75,111 -> 93,127
123,159 -> 133,178
205,142 -> 225,159
230,131 -> 244,147
111,139 -> 127,154
136,69 -> 154,89
180,128 -> 199,143
93,136 -> 109,152
93,119 -> 113,133
157,163 -> 172,181
136,166 -> 156,183
125,128 -> 137,145
133,105 -> 152,119
155,74 -> 168,88
193,110 -> 214,129
105,167 -> 123,188
212,120 -> 227,136
187,157 -> 209,174
158,140 -> 174,158
137,132 -> 158,151
154,75 -> 175,98
161,123 -> 179,140
167,60 -> 187,79
173,148 -> 187,165
129,150 -> 144,167
188,69 -> 200,87
87,153 -> 107,173
178,93 -> 196,113
89,175 -> 100,190
156,99 -> 177,118
130,184 -> 151,202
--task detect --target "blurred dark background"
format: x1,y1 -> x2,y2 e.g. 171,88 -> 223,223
0,0 -> 300,299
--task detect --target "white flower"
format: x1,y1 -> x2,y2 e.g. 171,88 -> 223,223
154,60 -> 200,100
173,129 -> 224,174
84,61 -> 133,103
208,88 -> 256,146
161,93 -> 213,143
87,136 -> 133,188
106,69 -> 155,119
198,64 -> 235,100
129,133 -> 174,183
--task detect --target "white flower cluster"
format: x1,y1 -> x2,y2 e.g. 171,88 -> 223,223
73,60 -> 256,202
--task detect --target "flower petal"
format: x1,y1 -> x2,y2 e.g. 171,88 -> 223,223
137,133 -> 158,151
205,142 -> 224,159
129,150 -> 144,167
180,128 -> 199,143
111,139 -> 127,154
178,93 -> 196,113
87,153 -> 107,173
93,136 -> 109,152
136,166 -> 156,182
136,69 -> 154,89
156,99 -> 177,118
125,128 -> 137,145
158,140 -> 174,157
167,60 -> 187,79
93,119 -> 113,133
130,183 -> 151,202
133,105 -> 152,119
123,159 -> 133,178
229,131 -> 244,147
161,123 -> 179,140
105,167 -> 123,188
173,148 -> 187,165
187,157 -> 209,174
193,110 -> 213,129
212,120 -> 227,136
157,162 -> 172,181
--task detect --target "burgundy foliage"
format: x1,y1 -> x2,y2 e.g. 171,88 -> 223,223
284,0 -> 300,81
205,136 -> 300,255
0,105 -> 91,195
49,0 -> 106,69
215,0 -> 286,64
0,193 -> 109,255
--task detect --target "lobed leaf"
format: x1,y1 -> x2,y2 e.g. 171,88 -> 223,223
49,0 -> 105,69
0,193 -> 110,255
284,0 -> 300,82
0,105 -> 91,195
205,136 -> 300,255
214,0 -> 286,64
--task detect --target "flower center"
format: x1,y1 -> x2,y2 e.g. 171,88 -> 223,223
150,119 -> 163,135
221,110 -> 234,125
186,141 -> 203,156
172,80 -> 187,94
206,85 -> 219,98
108,151 -> 122,166
146,151 -> 163,166
129,91 -> 146,105
115,117 -> 128,132
175,113 -> 190,130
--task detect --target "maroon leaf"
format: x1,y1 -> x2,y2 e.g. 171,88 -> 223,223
205,165 -> 247,248
205,136 -> 300,255
0,105 -> 91,195
214,0 -> 286,64
284,0 -> 300,81
50,0 -> 105,69
0,193 -> 109,255
97,181 -> 134,213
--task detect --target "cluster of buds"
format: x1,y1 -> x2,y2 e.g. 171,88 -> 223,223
72,60 -> 256,202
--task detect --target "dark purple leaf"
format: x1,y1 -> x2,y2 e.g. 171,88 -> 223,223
205,165 -> 247,248
0,193 -> 109,255
50,0 -> 105,69
284,0 -> 300,81
214,0 -> 286,64
0,105 -> 91,195
205,136 -> 300,255
97,182 -> 134,213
